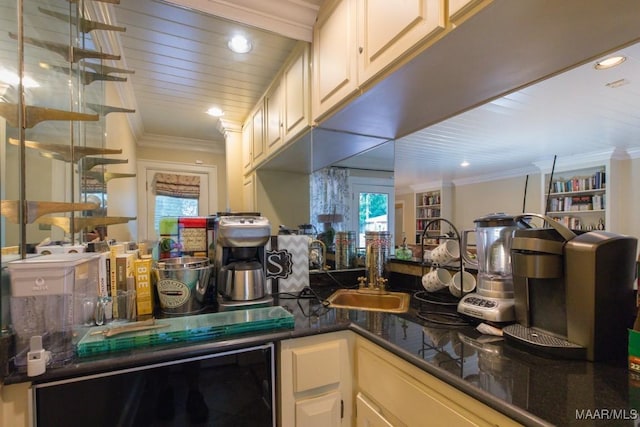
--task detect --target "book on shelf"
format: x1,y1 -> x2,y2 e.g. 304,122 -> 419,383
551,169 -> 605,193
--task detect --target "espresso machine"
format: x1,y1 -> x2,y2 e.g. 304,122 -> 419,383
503,213 -> 637,361
458,213 -> 521,323
215,215 -> 272,310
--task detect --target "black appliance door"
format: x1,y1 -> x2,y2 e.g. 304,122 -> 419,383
32,343 -> 275,427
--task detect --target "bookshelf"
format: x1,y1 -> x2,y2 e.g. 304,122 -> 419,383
544,166 -> 607,231
415,185 -> 452,244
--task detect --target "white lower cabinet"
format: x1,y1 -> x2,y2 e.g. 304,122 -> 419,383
356,393 -> 394,427
279,331 -> 354,426
355,337 -> 521,427
296,390 -> 343,427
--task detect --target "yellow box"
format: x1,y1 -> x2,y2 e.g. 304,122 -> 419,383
134,257 -> 154,316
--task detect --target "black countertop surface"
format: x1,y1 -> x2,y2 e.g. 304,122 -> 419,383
4,278 -> 639,427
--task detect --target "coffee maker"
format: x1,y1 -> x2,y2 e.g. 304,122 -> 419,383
503,213 -> 637,361
215,215 -> 272,310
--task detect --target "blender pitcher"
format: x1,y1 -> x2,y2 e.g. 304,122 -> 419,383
461,213 -> 519,299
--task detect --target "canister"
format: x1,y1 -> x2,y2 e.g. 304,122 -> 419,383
335,231 -> 356,269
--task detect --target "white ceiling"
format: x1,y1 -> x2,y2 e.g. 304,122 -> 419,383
109,0 -> 322,147
395,41 -> 640,190
106,1 -> 640,190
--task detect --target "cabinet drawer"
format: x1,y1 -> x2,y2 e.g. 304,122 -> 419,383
296,390 -> 342,427
293,341 -> 341,392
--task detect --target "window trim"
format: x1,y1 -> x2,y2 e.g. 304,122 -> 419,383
136,159 -> 217,241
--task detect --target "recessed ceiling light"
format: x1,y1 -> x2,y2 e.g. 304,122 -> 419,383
460,161 -> 470,167
228,35 -> 252,54
206,107 -> 224,117
594,55 -> 626,70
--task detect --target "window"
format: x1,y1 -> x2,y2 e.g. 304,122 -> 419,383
137,161 -> 217,241
153,195 -> 198,233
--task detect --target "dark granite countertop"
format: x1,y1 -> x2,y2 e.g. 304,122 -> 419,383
4,281 -> 639,427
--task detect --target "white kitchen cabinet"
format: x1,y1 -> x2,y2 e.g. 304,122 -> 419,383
279,330 -> 354,426
266,42 -> 311,157
355,393 -> 394,427
449,0 -> 487,22
1,382 -> 30,427
243,173 -> 256,212
283,43 -> 311,143
242,116 -> 253,173
355,337 -> 521,427
296,390 -> 343,427
312,0 -> 359,121
357,0 -> 445,84
265,78 -> 284,156
252,104 -> 266,165
313,0 -> 493,122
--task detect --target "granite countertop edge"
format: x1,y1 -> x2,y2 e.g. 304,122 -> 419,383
3,317 -> 553,427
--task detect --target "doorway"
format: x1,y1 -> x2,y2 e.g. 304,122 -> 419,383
350,180 -> 395,249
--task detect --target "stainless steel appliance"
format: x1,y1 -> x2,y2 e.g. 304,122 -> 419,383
458,213 -> 520,323
503,214 -> 637,361
215,215 -> 272,310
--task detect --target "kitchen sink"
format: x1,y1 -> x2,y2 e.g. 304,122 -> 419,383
325,288 -> 410,313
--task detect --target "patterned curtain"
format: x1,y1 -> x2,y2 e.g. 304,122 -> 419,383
153,173 -> 200,199
310,167 -> 351,232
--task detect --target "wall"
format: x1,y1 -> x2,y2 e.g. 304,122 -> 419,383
104,83 -> 138,242
395,192 -> 414,245
256,170 -> 309,232
452,173 -> 542,231
619,157 -> 640,244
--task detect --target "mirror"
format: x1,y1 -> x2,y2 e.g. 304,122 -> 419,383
1,0 -> 124,253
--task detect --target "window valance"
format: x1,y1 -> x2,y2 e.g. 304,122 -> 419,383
154,173 -> 200,199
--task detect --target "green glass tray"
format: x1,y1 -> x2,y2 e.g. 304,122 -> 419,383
76,306 -> 294,357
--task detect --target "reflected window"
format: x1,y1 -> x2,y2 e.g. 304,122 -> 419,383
153,196 -> 198,234
358,192 -> 389,247
351,179 -> 394,249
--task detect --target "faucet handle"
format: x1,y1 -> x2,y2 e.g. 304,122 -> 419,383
357,276 -> 368,289
376,277 -> 388,290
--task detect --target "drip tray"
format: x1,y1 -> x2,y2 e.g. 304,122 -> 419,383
217,295 -> 274,311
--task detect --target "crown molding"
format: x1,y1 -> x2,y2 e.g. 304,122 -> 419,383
137,133 -> 225,154
163,0 -> 320,42
533,149 -> 618,173
217,119 -> 242,136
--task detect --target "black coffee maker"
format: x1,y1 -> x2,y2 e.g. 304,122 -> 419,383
503,213 -> 637,361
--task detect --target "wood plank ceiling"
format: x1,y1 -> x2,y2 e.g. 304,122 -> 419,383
110,0 -> 322,149
107,1 -> 640,191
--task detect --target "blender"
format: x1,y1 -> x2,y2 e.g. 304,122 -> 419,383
457,213 -> 520,323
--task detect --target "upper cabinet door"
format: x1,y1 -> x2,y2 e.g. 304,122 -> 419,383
312,0 -> 358,121
242,119 -> 253,172
357,0 -> 445,83
265,79 -> 284,155
252,104 -> 265,164
283,43 -> 311,143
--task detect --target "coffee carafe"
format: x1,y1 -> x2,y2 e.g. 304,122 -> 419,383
458,213 -> 520,323
215,215 -> 272,310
